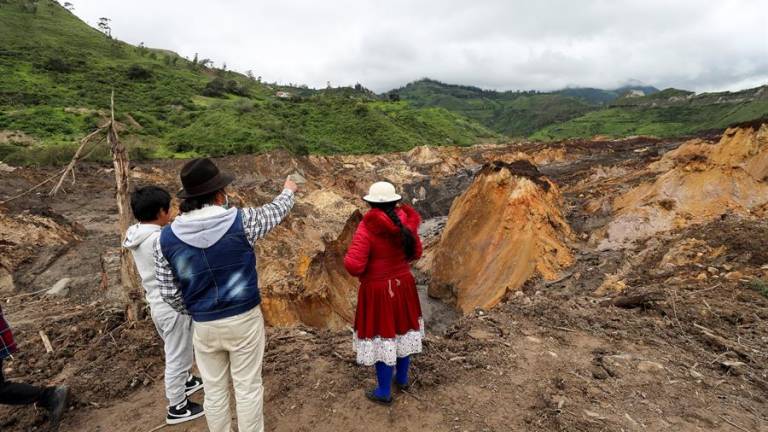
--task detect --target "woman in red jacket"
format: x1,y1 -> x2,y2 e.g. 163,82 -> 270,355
344,181 -> 424,405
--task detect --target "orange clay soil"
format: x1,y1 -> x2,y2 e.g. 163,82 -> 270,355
596,124 -> 768,249
429,160 -> 574,313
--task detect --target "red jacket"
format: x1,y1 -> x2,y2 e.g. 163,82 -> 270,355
344,205 -> 423,281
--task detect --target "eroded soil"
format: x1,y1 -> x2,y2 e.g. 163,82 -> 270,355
0,128 -> 766,431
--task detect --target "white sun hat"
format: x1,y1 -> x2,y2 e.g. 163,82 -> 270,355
363,181 -> 402,203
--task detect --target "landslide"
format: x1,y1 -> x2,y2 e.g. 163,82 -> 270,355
2,129 -> 768,432
429,160 -> 574,313
0,143 -> 531,329
596,123 -> 768,249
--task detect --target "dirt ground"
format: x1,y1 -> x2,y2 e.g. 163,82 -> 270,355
0,128 -> 767,431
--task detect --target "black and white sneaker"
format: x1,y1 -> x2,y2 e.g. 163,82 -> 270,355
166,398 -> 204,425
185,375 -> 204,396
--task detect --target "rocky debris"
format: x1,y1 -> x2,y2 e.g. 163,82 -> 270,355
637,360 -> 665,373
596,124 -> 768,249
0,130 -> 36,146
261,211 -> 361,328
719,360 -> 746,376
658,238 -> 724,270
1,128 -> 768,431
0,267 -> 13,294
402,168 -> 477,218
287,172 -> 307,184
412,216 -> 446,281
0,210 -> 79,294
429,160 -> 574,313
0,161 -> 16,173
46,278 -> 71,297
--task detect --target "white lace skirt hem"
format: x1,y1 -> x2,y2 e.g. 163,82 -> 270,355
352,318 -> 425,366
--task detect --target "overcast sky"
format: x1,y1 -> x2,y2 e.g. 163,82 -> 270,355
69,0 -> 768,93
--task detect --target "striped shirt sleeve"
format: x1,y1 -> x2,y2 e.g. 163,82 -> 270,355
153,237 -> 187,314
241,189 -> 295,244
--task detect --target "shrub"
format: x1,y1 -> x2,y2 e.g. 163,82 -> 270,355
42,56 -> 75,73
202,78 -> 226,97
225,80 -> 249,97
233,99 -> 255,114
126,64 -> 152,80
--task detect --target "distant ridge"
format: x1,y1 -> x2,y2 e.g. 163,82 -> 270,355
392,78 -> 768,139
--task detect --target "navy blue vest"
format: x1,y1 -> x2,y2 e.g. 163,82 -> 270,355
160,210 -> 260,322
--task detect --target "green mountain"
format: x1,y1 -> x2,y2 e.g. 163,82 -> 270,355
556,85 -> 659,105
389,79 -> 661,136
1,0 -> 766,165
390,79 -> 599,136
392,78 -> 768,141
0,0 -> 496,165
531,85 -> 768,140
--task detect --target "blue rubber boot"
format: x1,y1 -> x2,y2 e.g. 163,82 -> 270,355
395,356 -> 411,388
366,362 -> 393,405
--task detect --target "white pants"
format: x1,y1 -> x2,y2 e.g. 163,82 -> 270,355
151,306 -> 194,407
193,306 -> 266,432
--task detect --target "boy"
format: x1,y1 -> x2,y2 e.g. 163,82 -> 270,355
123,186 -> 204,425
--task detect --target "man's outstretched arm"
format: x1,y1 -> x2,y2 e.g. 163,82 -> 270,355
241,178 -> 298,244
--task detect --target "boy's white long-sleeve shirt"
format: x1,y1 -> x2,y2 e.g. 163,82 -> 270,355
123,223 -> 176,316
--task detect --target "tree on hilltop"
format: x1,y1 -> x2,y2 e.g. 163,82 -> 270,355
97,17 -> 112,37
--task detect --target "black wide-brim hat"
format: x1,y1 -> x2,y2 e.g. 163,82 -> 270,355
177,158 -> 235,198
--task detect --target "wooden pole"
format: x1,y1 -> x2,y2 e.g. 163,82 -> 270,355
107,90 -> 144,322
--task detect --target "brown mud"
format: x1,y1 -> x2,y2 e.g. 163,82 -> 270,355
0,125 -> 767,431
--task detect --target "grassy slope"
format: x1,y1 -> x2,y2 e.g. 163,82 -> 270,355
394,79 -> 597,136
397,78 -> 768,141
0,0 -> 495,165
531,92 -> 768,140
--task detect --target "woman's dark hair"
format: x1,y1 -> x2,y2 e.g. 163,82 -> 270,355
130,186 -> 171,222
179,190 -> 221,213
370,201 -> 416,260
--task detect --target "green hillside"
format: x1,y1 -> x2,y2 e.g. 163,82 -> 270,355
394,78 -> 768,141
0,0 -> 496,165
557,85 -> 659,105
531,87 -> 768,140
2,0 -> 766,164
391,79 -> 598,136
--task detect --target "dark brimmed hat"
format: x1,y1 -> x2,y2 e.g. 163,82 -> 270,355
177,158 -> 235,198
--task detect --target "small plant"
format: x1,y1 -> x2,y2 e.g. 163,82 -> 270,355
748,278 -> 768,298
233,99 -> 255,114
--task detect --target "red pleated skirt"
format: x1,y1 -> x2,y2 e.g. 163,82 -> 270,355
353,272 -> 424,366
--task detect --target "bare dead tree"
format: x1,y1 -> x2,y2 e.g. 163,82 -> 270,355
48,91 -> 144,322
107,91 -> 144,322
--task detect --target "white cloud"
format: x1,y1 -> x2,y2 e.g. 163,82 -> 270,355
68,0 -> 768,92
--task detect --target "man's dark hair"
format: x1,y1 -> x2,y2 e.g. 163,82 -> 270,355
179,190 -> 220,213
130,186 -> 171,222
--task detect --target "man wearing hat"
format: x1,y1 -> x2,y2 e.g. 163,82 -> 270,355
154,158 -> 297,432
